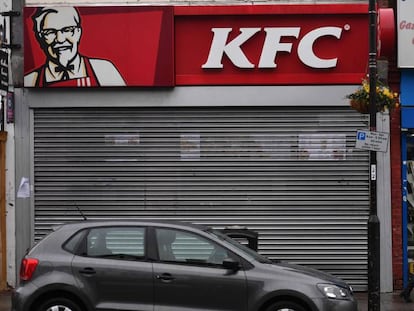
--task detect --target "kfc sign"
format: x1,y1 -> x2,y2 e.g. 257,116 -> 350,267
174,4 -> 370,86
24,6 -> 174,88
202,26 -> 344,69
24,4 -> 387,88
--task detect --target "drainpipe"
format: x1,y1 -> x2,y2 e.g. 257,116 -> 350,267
367,0 -> 381,310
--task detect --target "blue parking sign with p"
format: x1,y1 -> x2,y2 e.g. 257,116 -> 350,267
357,131 -> 366,141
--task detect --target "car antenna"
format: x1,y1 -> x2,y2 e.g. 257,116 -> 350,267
74,203 -> 87,220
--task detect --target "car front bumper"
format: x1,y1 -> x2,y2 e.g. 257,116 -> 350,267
312,296 -> 358,311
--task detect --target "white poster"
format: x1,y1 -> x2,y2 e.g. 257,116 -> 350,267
180,134 -> 200,161
298,134 -> 346,161
397,0 -> 414,68
17,177 -> 30,198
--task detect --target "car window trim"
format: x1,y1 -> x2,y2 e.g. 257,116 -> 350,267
147,226 -> 157,261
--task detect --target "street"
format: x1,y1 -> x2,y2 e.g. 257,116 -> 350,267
2,290 -> 414,311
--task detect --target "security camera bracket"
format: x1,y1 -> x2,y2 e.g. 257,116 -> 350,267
1,11 -> 21,50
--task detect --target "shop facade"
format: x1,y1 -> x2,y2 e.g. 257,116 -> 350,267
9,3 -> 397,291
399,0 -> 414,288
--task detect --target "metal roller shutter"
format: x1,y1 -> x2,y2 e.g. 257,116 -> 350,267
33,107 -> 369,290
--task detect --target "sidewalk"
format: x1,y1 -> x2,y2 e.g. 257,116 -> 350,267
0,291 -> 10,311
0,290 -> 413,311
355,292 -> 414,311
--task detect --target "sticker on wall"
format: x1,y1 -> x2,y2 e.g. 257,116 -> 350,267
180,134 -> 200,161
24,6 -> 174,88
298,133 -> 346,161
397,0 -> 414,68
17,177 -> 30,198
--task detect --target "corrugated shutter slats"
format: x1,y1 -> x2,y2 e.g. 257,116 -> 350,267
33,107 -> 369,290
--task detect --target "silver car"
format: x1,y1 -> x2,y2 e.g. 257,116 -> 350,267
12,220 -> 358,311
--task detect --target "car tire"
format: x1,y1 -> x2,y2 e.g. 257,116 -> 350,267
36,297 -> 83,311
264,300 -> 308,311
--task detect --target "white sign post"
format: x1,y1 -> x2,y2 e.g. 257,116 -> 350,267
397,0 -> 414,68
355,130 -> 389,153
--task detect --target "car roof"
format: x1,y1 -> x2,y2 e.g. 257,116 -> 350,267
52,220 -> 210,232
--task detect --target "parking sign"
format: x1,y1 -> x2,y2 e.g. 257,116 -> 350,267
355,130 -> 389,152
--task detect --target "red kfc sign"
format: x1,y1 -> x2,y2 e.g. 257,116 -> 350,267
24,6 -> 174,87
24,4 -> 376,88
174,4 -> 370,85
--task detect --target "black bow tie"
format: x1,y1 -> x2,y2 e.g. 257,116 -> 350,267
55,64 -> 75,80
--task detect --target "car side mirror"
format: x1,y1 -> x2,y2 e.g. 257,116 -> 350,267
222,258 -> 240,271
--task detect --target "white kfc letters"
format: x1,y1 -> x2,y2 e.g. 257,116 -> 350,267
202,26 -> 344,69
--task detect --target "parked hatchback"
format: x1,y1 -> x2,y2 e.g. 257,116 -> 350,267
12,220 -> 358,311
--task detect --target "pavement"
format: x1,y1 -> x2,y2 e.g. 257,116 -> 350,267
1,289 -> 414,310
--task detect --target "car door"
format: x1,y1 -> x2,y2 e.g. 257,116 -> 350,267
153,227 -> 247,311
71,226 -> 153,311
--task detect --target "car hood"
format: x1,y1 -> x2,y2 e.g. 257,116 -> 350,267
270,261 -> 349,288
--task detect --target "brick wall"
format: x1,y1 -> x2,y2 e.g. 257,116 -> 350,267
25,0 -> 367,5
390,66 -> 403,290
382,0 -> 403,290
390,105 -> 403,289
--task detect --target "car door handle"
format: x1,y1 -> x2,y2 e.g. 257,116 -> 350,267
156,273 -> 175,282
79,267 -> 96,275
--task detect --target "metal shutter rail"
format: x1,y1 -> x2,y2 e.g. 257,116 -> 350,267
33,107 -> 369,290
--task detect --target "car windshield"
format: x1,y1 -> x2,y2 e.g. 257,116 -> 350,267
205,228 -> 273,264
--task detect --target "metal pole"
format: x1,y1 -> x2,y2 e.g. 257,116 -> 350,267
368,0 -> 380,310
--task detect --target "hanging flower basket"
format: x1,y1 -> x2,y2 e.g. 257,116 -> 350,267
349,98 -> 369,114
346,78 -> 399,114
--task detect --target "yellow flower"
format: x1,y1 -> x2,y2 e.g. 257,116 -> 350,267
346,78 -> 399,113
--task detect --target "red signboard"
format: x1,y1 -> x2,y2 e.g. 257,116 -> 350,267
24,4 -> 377,88
174,4 -> 369,85
24,6 -> 174,87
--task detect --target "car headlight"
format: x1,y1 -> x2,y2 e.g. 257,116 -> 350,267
317,284 -> 351,300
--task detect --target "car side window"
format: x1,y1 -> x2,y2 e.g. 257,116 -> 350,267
64,230 -> 87,254
85,227 -> 145,259
155,228 -> 229,265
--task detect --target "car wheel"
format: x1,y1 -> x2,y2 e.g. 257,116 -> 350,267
36,297 -> 83,311
265,300 -> 308,311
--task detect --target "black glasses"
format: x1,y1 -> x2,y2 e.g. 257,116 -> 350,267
40,26 -> 79,41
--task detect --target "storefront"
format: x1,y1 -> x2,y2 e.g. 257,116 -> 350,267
14,3 -> 395,290
401,70 -> 414,286
402,92 -> 414,286
398,0 -> 414,287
